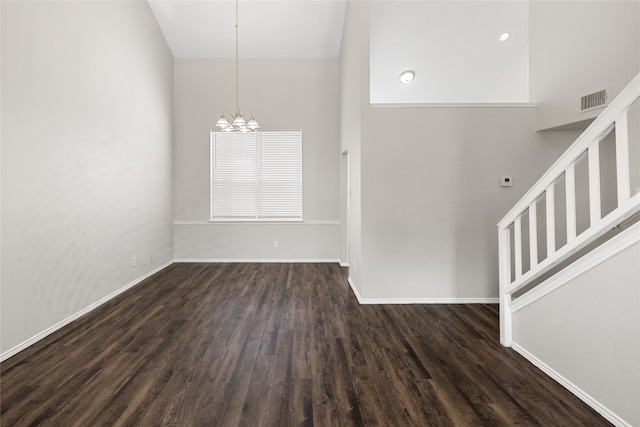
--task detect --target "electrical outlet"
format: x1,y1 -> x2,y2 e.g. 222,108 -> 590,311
273,240 -> 279,248
131,257 -> 137,267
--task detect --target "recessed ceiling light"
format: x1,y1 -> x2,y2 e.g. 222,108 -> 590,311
499,32 -> 510,42
399,70 -> 415,84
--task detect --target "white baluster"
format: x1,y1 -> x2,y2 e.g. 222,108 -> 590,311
528,202 -> 538,268
545,185 -> 556,257
514,216 -> 522,279
565,164 -> 577,242
615,111 -> 631,203
588,142 -> 601,226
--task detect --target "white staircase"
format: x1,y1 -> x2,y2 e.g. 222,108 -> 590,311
498,73 -> 640,346
497,73 -> 640,427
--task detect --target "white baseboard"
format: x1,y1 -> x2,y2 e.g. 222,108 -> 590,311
347,276 -> 363,303
339,261 -> 349,267
511,342 -> 631,427
0,260 -> 174,362
347,277 -> 498,304
357,297 -> 498,304
174,258 -> 341,264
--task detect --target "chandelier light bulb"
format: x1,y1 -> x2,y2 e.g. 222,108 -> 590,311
247,117 -> 260,130
232,114 -> 246,127
216,115 -> 231,129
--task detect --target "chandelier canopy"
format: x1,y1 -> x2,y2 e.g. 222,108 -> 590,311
215,0 -> 259,132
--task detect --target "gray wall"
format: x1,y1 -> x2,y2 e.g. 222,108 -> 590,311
530,1 -> 640,130
361,107 -> 578,300
173,58 -> 340,260
1,1 -> 174,354
513,237 -> 640,426
340,1 -> 580,301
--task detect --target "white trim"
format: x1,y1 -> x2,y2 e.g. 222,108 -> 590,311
371,102 -> 537,109
348,276 -> 363,303
174,258 -> 341,264
355,297 -> 499,305
174,220 -> 340,225
511,342 -> 632,427
346,278 -> 498,305
174,220 -> 210,225
511,222 -> 640,314
505,193 -> 640,296
1,261 -> 174,362
339,262 -> 350,267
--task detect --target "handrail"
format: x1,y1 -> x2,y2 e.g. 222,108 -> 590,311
498,74 -> 639,228
498,72 -> 640,347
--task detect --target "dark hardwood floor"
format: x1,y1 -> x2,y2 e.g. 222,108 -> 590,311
1,263 -> 610,426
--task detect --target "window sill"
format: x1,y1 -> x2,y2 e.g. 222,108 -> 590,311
209,218 -> 304,223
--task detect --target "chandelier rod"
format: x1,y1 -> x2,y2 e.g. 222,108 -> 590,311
215,0 -> 259,132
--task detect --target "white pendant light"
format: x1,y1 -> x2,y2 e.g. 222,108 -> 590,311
215,0 -> 260,132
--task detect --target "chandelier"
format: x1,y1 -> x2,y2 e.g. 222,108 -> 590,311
215,0 -> 260,132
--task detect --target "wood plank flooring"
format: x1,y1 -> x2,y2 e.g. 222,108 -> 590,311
1,263 -> 611,426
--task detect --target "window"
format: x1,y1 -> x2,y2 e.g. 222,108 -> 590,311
210,130 -> 302,221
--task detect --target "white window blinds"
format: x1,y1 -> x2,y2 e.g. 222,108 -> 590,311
210,131 -> 302,220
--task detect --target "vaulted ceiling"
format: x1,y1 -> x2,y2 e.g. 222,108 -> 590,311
148,0 -> 529,102
148,0 -> 347,58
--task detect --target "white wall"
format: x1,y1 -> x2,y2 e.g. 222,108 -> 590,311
339,0 -> 366,292
483,44 -> 530,103
530,1 -> 640,130
369,1 -> 530,104
173,58 -> 340,261
1,1 -> 174,355
512,235 -> 640,426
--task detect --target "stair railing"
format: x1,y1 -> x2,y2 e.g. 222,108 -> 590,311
498,73 -> 640,347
